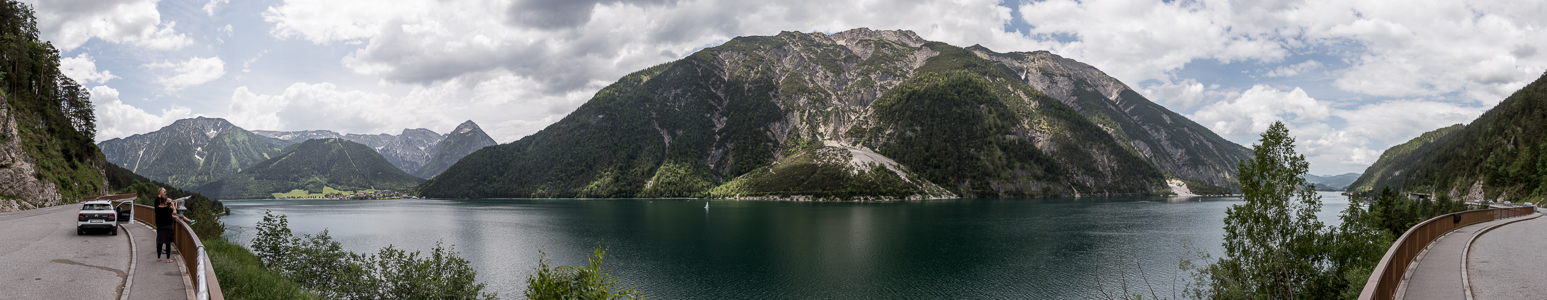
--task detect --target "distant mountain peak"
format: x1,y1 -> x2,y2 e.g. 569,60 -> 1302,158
453,120 -> 482,134
413,120 -> 496,178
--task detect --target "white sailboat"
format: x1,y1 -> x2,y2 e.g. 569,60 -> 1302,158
705,202 -> 709,209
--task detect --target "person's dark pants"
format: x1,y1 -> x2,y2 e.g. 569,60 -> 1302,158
157,226 -> 174,259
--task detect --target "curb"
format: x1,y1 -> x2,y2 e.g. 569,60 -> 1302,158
120,223 -> 137,300
1461,212 -> 1541,300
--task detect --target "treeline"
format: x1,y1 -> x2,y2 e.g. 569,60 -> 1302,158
251,211 -> 495,299
0,0 -> 104,203
1350,71 -> 1547,201
1182,122 -> 1475,300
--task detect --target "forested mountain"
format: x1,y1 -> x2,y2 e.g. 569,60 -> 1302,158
1349,71 -> 1547,201
254,128 -> 445,174
193,138 -> 424,199
97,117 -> 288,189
0,1 -> 108,212
1303,173 -> 1360,191
416,28 -> 1253,199
414,120 -> 497,178
970,48 -> 1251,189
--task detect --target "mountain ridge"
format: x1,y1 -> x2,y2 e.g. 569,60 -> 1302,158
1349,71 -> 1547,201
417,28 -> 1243,199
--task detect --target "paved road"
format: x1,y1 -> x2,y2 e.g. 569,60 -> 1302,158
0,204 -> 129,299
1468,213 -> 1547,299
1399,212 -> 1541,300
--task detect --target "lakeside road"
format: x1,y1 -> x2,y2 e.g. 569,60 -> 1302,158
0,204 -> 129,299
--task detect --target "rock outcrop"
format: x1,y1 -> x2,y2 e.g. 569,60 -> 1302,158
0,96 -> 61,212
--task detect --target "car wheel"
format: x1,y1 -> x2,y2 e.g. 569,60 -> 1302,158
77,228 -> 84,235
111,227 -> 118,236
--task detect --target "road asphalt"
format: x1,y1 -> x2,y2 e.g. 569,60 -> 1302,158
0,204 -> 129,299
1467,213 -> 1547,299
1399,212 -> 1541,300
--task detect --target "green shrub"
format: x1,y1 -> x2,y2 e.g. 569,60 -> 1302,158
525,246 -> 641,300
252,211 -> 495,299
205,237 -> 319,300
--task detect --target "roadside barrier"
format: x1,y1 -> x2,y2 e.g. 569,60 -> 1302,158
134,204 -> 224,300
1358,206 -> 1535,300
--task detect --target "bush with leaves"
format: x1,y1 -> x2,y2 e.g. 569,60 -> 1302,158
252,211 -> 495,300
525,246 -> 641,300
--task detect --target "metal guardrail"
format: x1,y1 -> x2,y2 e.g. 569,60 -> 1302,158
1358,206 -> 1535,300
134,204 -> 224,300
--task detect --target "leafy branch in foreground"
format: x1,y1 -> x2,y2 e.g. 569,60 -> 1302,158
526,245 -> 642,300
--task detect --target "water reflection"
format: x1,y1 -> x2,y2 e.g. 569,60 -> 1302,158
221,192 -> 1348,299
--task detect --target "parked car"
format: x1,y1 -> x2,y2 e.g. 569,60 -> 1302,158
77,200 -> 118,235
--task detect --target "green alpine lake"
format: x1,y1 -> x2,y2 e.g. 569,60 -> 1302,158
221,192 -> 1349,299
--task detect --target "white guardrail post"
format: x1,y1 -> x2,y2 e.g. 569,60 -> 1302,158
197,246 -> 209,300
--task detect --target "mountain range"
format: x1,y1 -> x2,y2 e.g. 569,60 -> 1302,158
416,28 -> 1251,200
1349,71 -> 1547,201
193,138 -> 425,199
1303,173 -> 1360,191
97,118 -> 497,193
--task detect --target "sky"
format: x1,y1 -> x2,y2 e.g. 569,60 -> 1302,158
30,0 -> 1547,176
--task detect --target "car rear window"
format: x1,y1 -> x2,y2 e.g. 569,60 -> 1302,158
82,204 -> 111,210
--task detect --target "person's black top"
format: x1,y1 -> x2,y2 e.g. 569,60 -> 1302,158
155,205 -> 175,227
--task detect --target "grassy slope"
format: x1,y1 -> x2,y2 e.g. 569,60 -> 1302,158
707,146 -> 953,200
205,237 -> 319,300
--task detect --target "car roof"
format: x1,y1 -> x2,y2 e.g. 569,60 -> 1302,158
81,200 -> 113,204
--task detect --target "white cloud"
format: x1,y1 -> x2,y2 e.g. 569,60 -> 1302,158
1190,85 -> 1332,142
145,57 -> 226,92
1188,84 -> 1487,174
1017,0 -> 1291,85
23,0 -> 193,51
203,0 -> 230,16
222,75 -> 594,143
1013,0 -> 1547,106
1264,60 -> 1324,78
59,53 -> 118,84
90,86 -> 192,141
1139,78 -> 1241,111
262,0 -> 1037,92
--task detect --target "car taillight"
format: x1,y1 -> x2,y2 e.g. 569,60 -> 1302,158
79,214 -> 86,221
108,213 -> 116,219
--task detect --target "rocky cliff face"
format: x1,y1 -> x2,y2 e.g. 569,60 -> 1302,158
0,96 -> 61,212
414,120 -> 496,178
970,48 -> 1251,189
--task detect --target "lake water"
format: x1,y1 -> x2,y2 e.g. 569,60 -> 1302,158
221,192 -> 1349,299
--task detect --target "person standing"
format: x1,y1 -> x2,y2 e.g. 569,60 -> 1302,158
154,188 -> 176,263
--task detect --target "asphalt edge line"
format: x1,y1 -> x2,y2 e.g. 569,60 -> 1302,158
120,222 -> 136,300
1461,212 -> 1542,300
